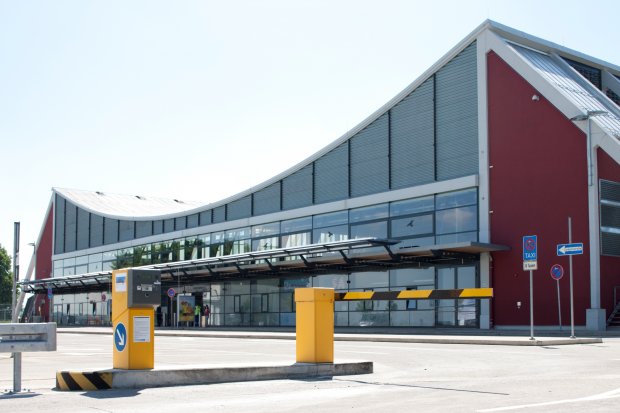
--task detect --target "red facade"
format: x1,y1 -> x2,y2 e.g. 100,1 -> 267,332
33,205 -> 54,321
487,51 -> 591,326
597,149 -> 620,313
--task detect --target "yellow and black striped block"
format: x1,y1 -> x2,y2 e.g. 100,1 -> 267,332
56,371 -> 112,391
334,288 -> 493,301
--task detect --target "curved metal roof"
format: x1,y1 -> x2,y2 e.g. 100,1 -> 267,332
53,187 -> 206,220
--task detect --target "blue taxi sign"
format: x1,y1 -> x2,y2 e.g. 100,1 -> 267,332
523,235 -> 537,261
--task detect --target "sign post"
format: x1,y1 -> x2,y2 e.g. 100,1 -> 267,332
557,217 -> 583,339
523,235 -> 537,340
550,264 -> 564,330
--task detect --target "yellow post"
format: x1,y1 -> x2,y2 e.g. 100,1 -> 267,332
112,269 -> 160,370
295,287 -> 334,363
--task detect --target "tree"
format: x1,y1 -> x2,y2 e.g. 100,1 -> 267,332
0,244 -> 13,304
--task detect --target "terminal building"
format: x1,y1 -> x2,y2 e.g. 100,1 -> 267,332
23,20 -> 620,331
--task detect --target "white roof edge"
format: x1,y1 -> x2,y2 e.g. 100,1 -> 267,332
486,20 -> 620,75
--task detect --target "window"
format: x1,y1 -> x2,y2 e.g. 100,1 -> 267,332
391,214 -> 434,238
261,294 -> 269,313
313,211 -> 348,228
390,196 -> 434,217
435,188 -> 477,210
435,206 -> 477,234
312,225 -> 348,243
406,287 -> 417,310
601,180 -> 620,256
350,204 -> 389,223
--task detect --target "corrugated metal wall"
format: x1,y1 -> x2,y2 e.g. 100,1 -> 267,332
350,113 -> 389,197
253,182 -> 281,215
213,205 -> 226,223
76,208 -> 90,250
90,214 -> 104,248
103,218 -> 118,245
119,220 -> 135,242
282,164 -> 313,210
136,221 -> 153,238
390,78 -> 435,189
164,219 -> 174,233
227,195 -> 252,220
315,143 -> 349,203
187,214 -> 199,228
175,217 -> 187,231
199,210 -> 212,225
64,201 -> 77,253
435,42 -> 478,180
54,195 -> 65,254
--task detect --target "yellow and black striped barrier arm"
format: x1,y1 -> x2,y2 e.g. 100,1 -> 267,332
334,288 -> 493,301
56,371 -> 112,391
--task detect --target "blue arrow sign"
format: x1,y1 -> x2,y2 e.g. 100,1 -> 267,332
557,243 -> 584,256
114,323 -> 127,352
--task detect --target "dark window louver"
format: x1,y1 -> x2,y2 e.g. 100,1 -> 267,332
606,88 -> 620,106
601,180 -> 620,257
563,58 -> 602,90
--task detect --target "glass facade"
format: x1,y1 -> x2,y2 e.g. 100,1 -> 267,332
51,188 -> 482,329
51,265 -> 478,328
53,188 -> 479,276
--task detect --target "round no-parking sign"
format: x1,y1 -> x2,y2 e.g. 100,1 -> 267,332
550,264 -> 564,281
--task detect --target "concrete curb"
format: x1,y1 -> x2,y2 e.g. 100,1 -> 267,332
56,361 -> 373,390
58,328 -> 604,346
334,336 -> 603,346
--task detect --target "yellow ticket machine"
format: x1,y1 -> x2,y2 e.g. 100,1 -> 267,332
112,269 -> 161,369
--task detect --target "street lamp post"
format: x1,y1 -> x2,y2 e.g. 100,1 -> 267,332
570,110 -> 608,330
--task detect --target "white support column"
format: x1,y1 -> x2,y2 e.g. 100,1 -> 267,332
476,33 -> 492,330
586,140 -> 605,330
479,253 -> 491,329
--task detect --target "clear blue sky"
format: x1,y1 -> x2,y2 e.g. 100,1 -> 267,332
1,0 -> 619,277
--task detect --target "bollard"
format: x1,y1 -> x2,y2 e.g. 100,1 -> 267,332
295,288 -> 334,363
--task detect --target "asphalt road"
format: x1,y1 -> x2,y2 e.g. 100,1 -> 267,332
1,333 -> 620,412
